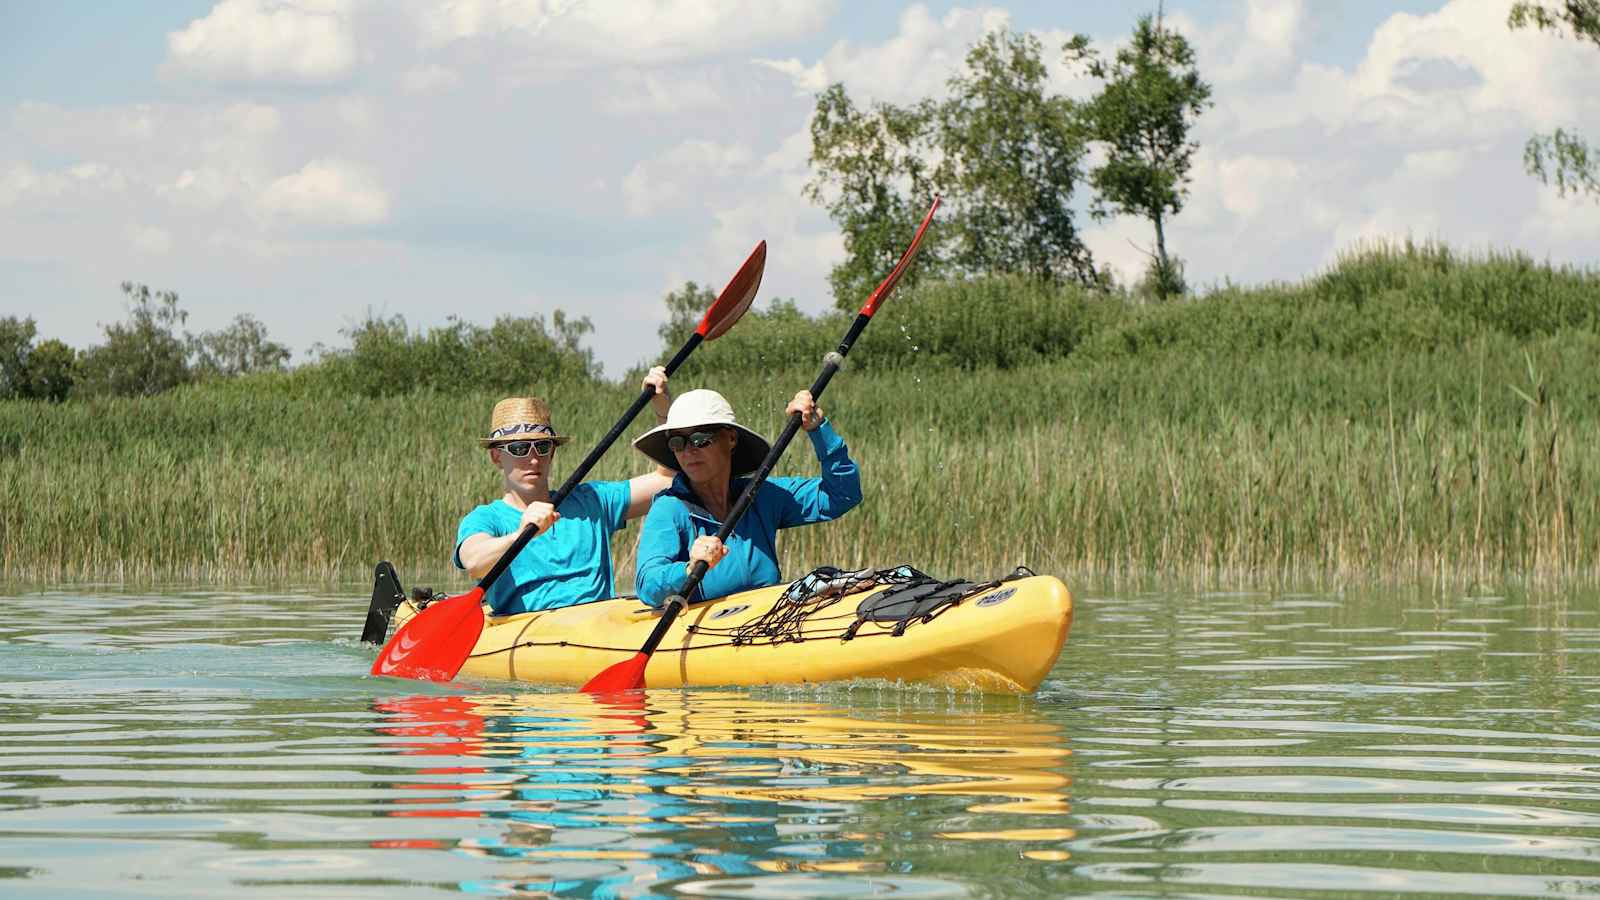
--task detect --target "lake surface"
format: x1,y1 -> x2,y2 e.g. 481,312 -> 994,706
1,582 -> 1598,897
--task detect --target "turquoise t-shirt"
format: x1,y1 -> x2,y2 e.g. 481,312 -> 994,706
634,421 -> 862,607
453,481 -> 631,615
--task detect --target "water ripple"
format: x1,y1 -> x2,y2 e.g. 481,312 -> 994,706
2,584 -> 1598,896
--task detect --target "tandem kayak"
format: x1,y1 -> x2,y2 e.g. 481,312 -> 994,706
375,565 -> 1072,694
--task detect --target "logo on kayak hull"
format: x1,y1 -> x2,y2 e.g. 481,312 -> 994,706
976,588 -> 1016,608
710,604 -> 751,620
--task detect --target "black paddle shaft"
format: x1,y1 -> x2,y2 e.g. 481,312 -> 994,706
637,313 -> 871,656
476,333 -> 705,592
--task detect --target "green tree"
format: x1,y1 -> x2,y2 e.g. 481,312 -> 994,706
807,27 -> 1099,309
0,317 -> 78,402
75,282 -> 192,397
1509,1 -> 1600,199
658,280 -> 718,350
0,316 -> 37,400
320,309 -> 597,397
806,85 -> 942,308
938,30 -> 1100,285
189,314 -> 291,378
24,339 -> 77,402
1083,12 -> 1212,300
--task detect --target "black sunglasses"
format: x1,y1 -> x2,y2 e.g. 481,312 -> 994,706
667,430 -> 724,453
500,439 -> 556,458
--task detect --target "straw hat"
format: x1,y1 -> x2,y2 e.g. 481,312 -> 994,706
633,389 -> 770,475
478,397 -> 573,448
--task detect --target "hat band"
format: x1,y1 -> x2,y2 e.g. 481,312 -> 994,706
488,423 -> 556,440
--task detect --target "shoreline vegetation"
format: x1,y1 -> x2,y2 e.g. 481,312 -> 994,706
4,241 -> 1599,589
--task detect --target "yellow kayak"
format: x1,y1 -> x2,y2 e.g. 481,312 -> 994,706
387,569 -> 1072,693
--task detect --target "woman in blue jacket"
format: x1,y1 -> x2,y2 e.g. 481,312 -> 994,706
632,388 -> 861,607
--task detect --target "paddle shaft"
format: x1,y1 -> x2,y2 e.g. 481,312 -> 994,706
636,314 -> 871,656
475,334 -> 703,593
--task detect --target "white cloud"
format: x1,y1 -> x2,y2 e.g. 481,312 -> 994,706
417,0 -> 835,67
1129,0 -> 1600,292
621,140 -> 753,218
161,168 -> 250,212
0,162 -> 49,207
601,68 -> 724,116
15,102 -> 282,173
757,5 -> 1008,104
0,159 -> 130,208
401,64 -> 463,95
1162,1 -> 1309,88
1246,0 -> 1305,47
416,0 -> 583,46
1210,0 -> 1597,147
257,159 -> 389,226
1217,154 -> 1302,219
1520,185 -> 1600,246
1081,213 -> 1157,286
126,224 -> 174,256
1401,147 -> 1469,181
165,0 -> 359,85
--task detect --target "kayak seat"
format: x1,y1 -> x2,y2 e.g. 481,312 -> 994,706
839,565 -> 1036,640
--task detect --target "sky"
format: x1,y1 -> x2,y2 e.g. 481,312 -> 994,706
2,0 -> 1597,377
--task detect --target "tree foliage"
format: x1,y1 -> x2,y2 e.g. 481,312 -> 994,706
0,317 -> 77,403
938,30 -> 1100,285
1508,1 -> 1600,199
190,314 -> 291,379
0,316 -> 37,400
1083,13 -> 1212,300
657,280 -> 718,350
317,310 -> 598,397
807,27 -> 1100,309
0,281 -> 603,402
25,339 -> 77,403
807,21 -> 1222,304
75,283 -> 193,398
806,85 -> 943,307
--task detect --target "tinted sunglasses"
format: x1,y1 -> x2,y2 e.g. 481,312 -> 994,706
500,439 -> 556,458
667,429 -> 724,453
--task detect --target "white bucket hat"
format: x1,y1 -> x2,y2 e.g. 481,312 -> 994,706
633,388 -> 771,475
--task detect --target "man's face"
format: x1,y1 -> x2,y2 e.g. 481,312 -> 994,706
490,439 -> 556,489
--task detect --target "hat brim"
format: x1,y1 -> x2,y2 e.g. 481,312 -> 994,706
480,434 -> 573,448
633,422 -> 770,476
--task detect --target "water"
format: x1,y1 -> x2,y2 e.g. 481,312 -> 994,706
2,584 -> 1598,897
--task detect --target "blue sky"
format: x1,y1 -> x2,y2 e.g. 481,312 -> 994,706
3,1 -> 1596,376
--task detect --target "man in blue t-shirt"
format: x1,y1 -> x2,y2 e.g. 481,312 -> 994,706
454,368 -> 675,615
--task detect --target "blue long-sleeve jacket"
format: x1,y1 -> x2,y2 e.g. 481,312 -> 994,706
634,420 -> 862,607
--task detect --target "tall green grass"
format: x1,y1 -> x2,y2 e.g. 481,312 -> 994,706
2,241 -> 1597,588
3,335 -> 1596,588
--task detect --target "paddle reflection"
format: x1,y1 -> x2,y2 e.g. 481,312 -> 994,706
372,690 -> 1073,895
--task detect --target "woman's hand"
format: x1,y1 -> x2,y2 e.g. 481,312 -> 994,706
787,390 -> 823,432
521,501 -> 560,537
643,365 -> 671,421
687,535 -> 728,572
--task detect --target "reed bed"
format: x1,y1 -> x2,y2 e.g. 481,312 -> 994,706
3,327 -> 1597,589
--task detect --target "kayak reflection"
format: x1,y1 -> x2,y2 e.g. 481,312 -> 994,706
371,690 -> 1073,895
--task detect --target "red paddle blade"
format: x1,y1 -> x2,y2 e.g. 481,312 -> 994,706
370,588 -> 485,681
861,196 -> 940,317
580,651 -> 648,693
697,240 -> 766,340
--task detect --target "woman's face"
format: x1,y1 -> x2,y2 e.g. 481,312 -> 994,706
670,427 -> 737,486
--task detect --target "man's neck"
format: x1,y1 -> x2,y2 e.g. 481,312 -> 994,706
503,483 -> 551,508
